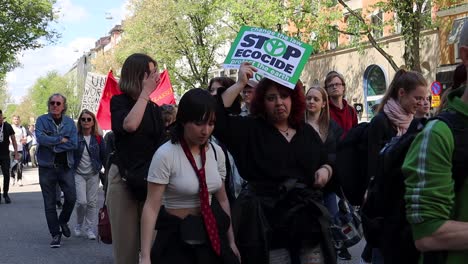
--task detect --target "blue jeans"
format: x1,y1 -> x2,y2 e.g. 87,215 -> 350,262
39,166 -> 76,237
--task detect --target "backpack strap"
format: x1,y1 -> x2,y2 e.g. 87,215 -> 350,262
434,111 -> 468,193
419,111 -> 468,264
209,141 -> 217,161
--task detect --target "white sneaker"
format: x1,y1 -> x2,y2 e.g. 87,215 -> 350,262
18,179 -> 23,186
74,226 -> 82,237
86,230 -> 96,240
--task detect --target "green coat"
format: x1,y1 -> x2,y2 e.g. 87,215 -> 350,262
403,86 -> 468,264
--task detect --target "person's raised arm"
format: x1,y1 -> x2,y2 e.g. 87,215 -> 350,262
221,62 -> 256,108
123,69 -> 160,133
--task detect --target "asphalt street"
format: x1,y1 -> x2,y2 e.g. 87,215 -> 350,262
0,166 -> 113,264
0,166 -> 365,264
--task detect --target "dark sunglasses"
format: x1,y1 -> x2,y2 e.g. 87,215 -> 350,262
81,117 -> 92,122
49,101 -> 62,106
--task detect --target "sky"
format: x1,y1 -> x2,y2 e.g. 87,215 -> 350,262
5,0 -> 130,103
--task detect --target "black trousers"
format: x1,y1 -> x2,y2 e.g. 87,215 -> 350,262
39,166 -> 76,236
10,151 -> 22,180
151,200 -> 240,264
0,158 -> 10,195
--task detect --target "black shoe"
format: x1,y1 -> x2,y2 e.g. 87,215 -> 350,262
50,234 -> 61,248
3,194 -> 11,204
56,201 -> 63,210
338,248 -> 352,260
60,223 -> 71,238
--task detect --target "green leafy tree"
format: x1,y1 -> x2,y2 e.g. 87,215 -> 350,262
10,95 -> 36,126
219,0 -> 286,32
0,0 -> 59,75
332,0 -> 434,72
116,0 -> 230,92
29,71 -> 81,119
92,50 -> 122,76
0,75 -> 11,110
225,0 -> 435,72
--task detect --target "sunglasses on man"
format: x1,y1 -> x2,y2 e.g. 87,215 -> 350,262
49,101 -> 62,106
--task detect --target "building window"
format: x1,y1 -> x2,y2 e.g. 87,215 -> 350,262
364,65 -> 387,119
344,9 -> 362,44
329,32 -> 338,50
371,12 -> 383,39
455,40 -> 462,62
448,17 -> 467,62
448,17 -> 467,44
394,14 -> 402,34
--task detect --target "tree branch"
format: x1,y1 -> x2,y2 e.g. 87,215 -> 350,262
337,0 -> 399,71
330,25 -> 367,36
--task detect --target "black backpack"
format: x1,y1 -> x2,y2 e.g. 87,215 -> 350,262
361,111 -> 468,264
336,120 -> 389,206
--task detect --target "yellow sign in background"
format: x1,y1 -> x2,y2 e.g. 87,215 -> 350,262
432,95 -> 441,108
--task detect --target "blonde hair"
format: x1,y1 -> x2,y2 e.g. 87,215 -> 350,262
77,109 -> 99,137
306,86 -> 330,142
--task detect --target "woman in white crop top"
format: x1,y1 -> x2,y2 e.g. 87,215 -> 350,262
140,89 -> 240,264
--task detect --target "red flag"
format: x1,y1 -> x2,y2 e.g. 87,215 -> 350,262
96,70 -> 122,130
150,70 -> 176,106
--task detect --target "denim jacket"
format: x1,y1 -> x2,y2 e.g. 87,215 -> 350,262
73,134 -> 106,174
36,113 -> 78,168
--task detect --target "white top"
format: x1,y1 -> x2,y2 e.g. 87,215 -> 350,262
9,125 -> 26,152
76,135 -> 93,175
147,141 -> 226,209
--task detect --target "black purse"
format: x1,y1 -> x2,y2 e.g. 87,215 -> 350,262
179,215 -> 208,245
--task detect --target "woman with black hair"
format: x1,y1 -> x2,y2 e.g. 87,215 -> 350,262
140,88 -> 240,264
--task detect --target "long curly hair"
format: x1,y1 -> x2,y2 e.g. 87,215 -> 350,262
250,78 -> 305,128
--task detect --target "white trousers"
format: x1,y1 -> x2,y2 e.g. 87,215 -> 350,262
74,172 -> 99,231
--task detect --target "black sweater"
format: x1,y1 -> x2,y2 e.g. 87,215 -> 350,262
110,94 -> 165,175
367,112 -> 397,183
322,120 -> 343,193
213,96 -> 328,188
214,96 -> 337,264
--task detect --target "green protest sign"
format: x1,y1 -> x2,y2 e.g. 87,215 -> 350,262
224,26 -> 313,89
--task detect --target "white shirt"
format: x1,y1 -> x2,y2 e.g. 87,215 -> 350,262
76,135 -> 94,175
147,141 -> 226,209
9,125 -> 26,152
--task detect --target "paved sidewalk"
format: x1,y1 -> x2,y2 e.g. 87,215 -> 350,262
0,166 -> 113,264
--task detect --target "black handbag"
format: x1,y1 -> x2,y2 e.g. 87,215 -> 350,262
179,215 -> 208,245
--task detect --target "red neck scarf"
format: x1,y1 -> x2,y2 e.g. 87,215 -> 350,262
179,138 -> 221,255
